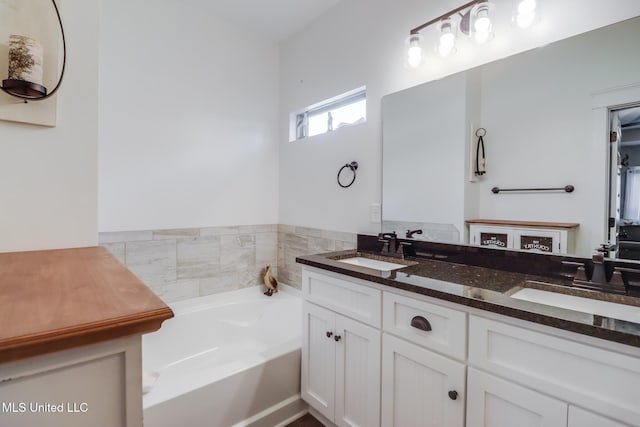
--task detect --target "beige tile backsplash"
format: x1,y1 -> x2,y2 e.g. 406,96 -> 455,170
99,224 -> 355,303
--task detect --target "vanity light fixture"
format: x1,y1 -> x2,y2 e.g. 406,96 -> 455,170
514,0 -> 538,29
407,0 -> 494,68
1,0 -> 66,102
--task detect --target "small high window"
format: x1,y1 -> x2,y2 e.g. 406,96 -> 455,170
291,86 -> 366,141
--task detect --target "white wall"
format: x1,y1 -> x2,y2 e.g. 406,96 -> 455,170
0,0 -> 99,252
278,0 -> 640,236
98,0 -> 280,232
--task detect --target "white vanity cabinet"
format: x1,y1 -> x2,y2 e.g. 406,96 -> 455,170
300,266 -> 640,427
467,220 -> 578,254
381,334 -> 465,427
301,270 -> 381,427
468,315 -> 639,427
381,292 -> 467,427
467,368 -> 568,427
568,406 -> 632,427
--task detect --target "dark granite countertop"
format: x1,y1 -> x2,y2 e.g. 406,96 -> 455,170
296,244 -> 640,348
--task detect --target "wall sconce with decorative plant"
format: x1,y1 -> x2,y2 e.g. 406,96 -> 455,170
406,0 -> 538,68
0,0 -> 66,126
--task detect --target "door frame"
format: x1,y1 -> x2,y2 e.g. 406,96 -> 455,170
591,82 -> 640,253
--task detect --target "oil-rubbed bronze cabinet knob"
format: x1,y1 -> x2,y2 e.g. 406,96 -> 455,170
448,390 -> 458,400
326,331 -> 333,338
334,335 -> 342,342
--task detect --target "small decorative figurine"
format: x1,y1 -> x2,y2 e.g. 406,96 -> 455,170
263,264 -> 278,296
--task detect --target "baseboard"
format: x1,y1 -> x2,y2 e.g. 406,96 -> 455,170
231,394 -> 308,427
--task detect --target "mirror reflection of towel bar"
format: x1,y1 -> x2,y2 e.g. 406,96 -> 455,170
491,185 -> 575,194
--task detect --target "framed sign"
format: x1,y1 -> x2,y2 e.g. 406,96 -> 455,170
519,235 -> 553,252
480,232 -> 508,248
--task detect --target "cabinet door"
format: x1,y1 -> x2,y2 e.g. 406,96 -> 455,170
469,226 -> 513,249
568,406 -> 632,427
301,301 -> 336,421
381,333 -> 465,427
467,368 -> 567,427
335,314 -> 381,427
513,229 -> 562,253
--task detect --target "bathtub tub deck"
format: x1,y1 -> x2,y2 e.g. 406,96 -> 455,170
142,286 -> 305,427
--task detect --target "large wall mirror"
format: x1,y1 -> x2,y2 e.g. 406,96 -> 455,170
382,16 -> 640,259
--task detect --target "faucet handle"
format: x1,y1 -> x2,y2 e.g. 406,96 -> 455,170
378,238 -> 390,254
608,271 -> 626,292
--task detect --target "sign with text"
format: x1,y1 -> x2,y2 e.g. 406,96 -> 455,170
520,235 -> 553,252
480,232 -> 508,248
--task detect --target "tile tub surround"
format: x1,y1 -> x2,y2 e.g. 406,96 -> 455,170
99,225 -> 278,302
277,225 -> 357,289
99,224 -> 356,302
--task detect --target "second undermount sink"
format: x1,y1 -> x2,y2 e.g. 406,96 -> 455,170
337,256 -> 407,272
510,287 -> 640,323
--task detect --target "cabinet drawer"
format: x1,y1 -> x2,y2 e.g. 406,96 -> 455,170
383,292 -> 466,360
469,315 -> 640,427
302,269 -> 381,327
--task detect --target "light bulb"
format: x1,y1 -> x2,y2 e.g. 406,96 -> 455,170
473,5 -> 493,44
515,0 -> 537,29
475,12 -> 491,33
438,33 -> 455,56
407,46 -> 422,68
407,35 -> 423,68
437,19 -> 456,57
517,0 -> 536,15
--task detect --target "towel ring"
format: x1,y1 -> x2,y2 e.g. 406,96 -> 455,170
337,161 -> 358,188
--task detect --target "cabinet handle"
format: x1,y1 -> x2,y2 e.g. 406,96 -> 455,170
334,335 -> 342,342
448,390 -> 458,400
410,316 -> 432,332
326,331 -> 333,338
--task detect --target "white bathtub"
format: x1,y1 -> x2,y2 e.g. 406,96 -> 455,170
142,286 -> 305,427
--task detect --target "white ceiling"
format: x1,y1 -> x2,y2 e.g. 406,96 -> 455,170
192,0 -> 342,42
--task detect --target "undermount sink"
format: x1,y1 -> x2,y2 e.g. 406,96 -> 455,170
510,287 -> 640,323
337,256 -> 407,272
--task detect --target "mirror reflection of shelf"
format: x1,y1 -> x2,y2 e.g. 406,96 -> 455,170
466,219 -> 579,254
